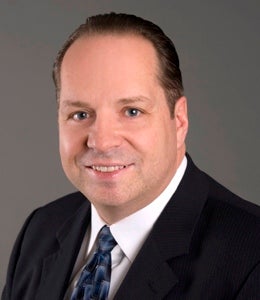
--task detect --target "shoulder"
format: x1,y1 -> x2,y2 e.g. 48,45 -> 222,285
198,172 -> 260,260
2,192 -> 90,299
186,155 -> 260,255
11,191 -> 90,265
186,154 -> 260,221
35,191 -> 88,219
26,191 -> 89,232
14,191 -> 89,250
205,172 -> 260,221
184,160 -> 260,292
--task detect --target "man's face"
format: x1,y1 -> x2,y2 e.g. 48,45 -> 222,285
58,34 -> 188,223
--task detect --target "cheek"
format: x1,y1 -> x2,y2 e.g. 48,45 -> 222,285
59,127 -> 84,160
132,126 -> 170,165
151,123 -> 178,165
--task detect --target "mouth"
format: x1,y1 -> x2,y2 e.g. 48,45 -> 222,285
89,165 -> 127,173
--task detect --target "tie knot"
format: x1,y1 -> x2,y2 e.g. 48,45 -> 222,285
97,225 -> 117,252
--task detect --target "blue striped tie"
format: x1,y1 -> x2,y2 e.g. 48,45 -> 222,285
71,226 -> 117,300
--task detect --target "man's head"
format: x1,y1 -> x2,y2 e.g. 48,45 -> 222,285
53,12 -> 183,114
56,13 -> 188,223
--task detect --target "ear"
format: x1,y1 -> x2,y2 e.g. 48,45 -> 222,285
174,96 -> 189,149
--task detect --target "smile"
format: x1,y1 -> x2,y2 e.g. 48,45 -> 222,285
90,165 -> 126,172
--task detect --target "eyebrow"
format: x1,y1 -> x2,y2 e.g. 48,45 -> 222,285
59,100 -> 91,109
59,95 -> 151,110
117,96 -> 151,105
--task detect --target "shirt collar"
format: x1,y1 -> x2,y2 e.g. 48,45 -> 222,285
88,156 -> 187,262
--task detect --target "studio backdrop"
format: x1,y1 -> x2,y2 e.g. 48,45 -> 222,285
0,0 -> 259,293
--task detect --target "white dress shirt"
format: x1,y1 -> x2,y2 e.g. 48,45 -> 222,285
65,156 -> 187,299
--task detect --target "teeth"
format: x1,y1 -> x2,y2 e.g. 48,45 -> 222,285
91,165 -> 125,172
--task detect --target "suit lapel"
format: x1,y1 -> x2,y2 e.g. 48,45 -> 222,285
115,156 -> 209,299
36,200 -> 91,300
114,235 -> 179,300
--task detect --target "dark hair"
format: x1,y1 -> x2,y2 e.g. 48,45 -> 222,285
53,12 -> 184,113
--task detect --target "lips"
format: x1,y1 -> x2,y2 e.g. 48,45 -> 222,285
90,165 -> 126,172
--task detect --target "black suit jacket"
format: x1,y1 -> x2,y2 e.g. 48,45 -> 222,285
2,156 -> 260,300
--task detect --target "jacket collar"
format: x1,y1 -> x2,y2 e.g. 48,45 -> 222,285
114,155 -> 209,299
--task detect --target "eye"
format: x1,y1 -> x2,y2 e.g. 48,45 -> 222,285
125,108 -> 141,117
72,111 -> 88,121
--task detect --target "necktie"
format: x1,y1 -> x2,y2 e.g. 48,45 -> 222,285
71,226 -> 117,300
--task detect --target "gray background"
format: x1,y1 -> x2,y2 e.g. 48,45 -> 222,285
0,0 -> 259,292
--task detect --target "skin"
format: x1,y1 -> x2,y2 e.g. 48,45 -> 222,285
58,34 -> 188,224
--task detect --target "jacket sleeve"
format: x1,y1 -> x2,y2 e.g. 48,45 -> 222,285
1,210 -> 39,300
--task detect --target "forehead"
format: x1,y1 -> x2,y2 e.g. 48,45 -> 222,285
59,33 -> 166,105
61,33 -> 160,81
64,32 -> 158,61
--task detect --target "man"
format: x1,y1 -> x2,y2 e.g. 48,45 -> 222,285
2,13 -> 260,300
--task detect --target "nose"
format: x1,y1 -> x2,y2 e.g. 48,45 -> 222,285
86,114 -> 123,152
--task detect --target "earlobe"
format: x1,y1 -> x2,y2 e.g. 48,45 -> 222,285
175,96 -> 189,147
